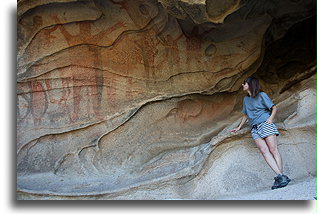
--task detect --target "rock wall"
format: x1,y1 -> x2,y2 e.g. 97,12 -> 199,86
17,0 -> 316,199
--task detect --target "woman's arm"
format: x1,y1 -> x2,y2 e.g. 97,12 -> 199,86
230,114 -> 248,133
267,105 -> 277,123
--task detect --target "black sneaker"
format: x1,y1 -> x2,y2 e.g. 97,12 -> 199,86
271,175 -> 282,190
279,174 -> 291,187
271,174 -> 291,190
282,174 -> 291,183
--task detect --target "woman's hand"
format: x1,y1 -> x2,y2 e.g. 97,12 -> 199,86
266,118 -> 273,124
230,127 -> 240,133
267,106 -> 277,124
231,115 -> 247,134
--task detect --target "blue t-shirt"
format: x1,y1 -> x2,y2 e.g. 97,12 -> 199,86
242,92 -> 275,127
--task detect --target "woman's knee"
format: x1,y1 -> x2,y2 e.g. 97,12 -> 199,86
268,146 -> 279,155
265,135 -> 279,155
255,139 -> 269,154
258,146 -> 269,155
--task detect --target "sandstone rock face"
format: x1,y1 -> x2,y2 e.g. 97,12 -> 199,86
17,0 -> 315,199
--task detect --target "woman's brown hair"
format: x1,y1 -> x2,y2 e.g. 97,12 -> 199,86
244,76 -> 262,98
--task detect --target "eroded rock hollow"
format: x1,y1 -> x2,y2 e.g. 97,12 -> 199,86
17,0 -> 316,199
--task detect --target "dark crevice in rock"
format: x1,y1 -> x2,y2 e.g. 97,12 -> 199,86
255,14 -> 316,94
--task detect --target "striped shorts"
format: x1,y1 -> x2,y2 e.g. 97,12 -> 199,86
251,121 -> 279,140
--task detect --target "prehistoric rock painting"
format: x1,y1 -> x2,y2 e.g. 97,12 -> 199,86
17,0 -> 315,199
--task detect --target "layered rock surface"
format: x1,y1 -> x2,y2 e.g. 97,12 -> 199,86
17,0 -> 316,199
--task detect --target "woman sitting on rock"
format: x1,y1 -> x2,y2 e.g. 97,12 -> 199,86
231,76 -> 291,190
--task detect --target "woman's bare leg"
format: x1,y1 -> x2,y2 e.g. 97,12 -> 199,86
254,138 -> 282,174
265,135 -> 283,174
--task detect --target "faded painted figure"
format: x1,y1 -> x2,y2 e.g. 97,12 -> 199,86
231,76 -> 291,190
